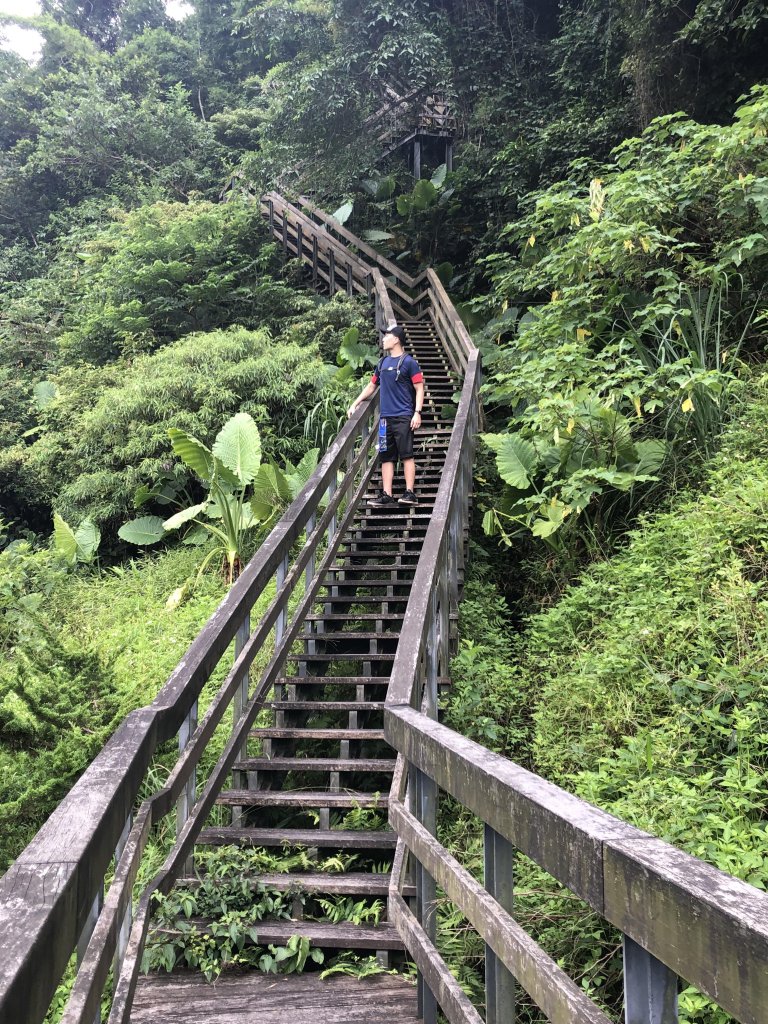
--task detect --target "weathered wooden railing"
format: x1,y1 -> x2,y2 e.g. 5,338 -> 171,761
262,191 -> 430,323
0,387 -> 382,1024
380,257 -> 768,1024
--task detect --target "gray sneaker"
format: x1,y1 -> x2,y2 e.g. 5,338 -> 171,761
398,490 -> 417,505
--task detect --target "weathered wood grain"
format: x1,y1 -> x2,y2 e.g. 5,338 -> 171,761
389,800 -> 613,1024
129,971 -> 419,1024
389,892 -> 482,1024
604,837 -> 768,1024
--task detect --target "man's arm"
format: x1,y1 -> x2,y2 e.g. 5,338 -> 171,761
410,382 -> 424,430
347,379 -> 377,418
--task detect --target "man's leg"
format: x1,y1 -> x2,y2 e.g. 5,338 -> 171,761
403,458 -> 416,491
381,460 -> 395,495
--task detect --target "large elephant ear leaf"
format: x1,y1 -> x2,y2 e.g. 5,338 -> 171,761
212,413 -> 262,486
481,433 -> 538,489
289,449 -> 320,498
163,502 -> 209,532
118,516 -> 166,546
74,519 -> 101,562
168,428 -> 214,481
53,512 -> 77,564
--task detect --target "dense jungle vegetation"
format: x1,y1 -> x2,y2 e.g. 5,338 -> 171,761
1,0 -> 767,1021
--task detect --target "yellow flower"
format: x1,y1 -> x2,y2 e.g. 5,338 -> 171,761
682,396 -> 695,413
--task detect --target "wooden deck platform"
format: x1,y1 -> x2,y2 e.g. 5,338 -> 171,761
130,971 -> 420,1023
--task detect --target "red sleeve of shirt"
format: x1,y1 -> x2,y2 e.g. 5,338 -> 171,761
408,356 -> 423,385
371,372 -> 379,385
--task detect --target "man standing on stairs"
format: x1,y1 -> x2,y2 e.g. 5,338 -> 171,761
347,325 -> 424,506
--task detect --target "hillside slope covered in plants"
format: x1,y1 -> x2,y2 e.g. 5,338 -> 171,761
1,2 -> 767,1021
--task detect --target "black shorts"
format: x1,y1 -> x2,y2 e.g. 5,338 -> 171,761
379,416 -> 414,464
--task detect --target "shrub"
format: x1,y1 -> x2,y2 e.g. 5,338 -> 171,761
0,541 -> 226,870
14,327 -> 325,539
478,88 -> 768,552
55,199 -> 302,363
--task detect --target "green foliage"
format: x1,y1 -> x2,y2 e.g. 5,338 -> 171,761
353,163 -> 461,271
55,199 -> 279,363
9,326 -> 324,539
320,952 -> 400,980
52,513 -> 101,564
444,566 -> 532,758
479,90 -> 768,552
121,412 -> 268,583
0,542 -> 225,869
507,374 -> 768,927
314,896 -> 383,926
142,882 -> 325,982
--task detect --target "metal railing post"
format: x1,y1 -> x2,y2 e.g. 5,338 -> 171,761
328,249 -> 336,296
412,765 -> 438,1024
623,936 -> 679,1024
176,699 -> 198,834
113,814 -> 133,981
77,888 -> 103,1024
484,824 -> 516,1024
425,591 -> 439,720
233,615 -> 250,757
276,554 -> 289,645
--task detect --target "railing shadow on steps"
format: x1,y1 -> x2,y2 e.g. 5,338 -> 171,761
1,191 -> 767,1024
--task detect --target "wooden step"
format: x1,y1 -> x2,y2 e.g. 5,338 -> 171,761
286,654 -> 397,663
216,790 -> 388,809
180,871 -> 400,897
268,700 -> 386,711
328,564 -> 418,573
318,583 -> 413,592
232,757 -> 395,772
176,918 -> 403,950
315,593 -> 410,601
197,827 -> 397,849
299,626 -> 403,634
274,675 -> 391,685
304,613 -> 405,621
251,727 -> 386,739
339,538 -> 427,547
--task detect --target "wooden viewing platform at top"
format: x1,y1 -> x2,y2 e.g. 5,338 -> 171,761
0,192 -> 767,1024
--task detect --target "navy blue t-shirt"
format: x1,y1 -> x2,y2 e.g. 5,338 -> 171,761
371,354 -> 424,418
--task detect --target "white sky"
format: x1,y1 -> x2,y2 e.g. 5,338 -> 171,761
0,0 -> 193,62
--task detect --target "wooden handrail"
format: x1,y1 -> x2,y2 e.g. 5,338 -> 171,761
0,395 -> 379,1024
383,706 -> 768,1024
294,193 -> 423,292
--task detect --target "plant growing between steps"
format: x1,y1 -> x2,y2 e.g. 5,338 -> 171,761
142,881 -> 324,982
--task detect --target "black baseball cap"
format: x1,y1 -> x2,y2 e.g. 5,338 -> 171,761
386,325 -> 406,343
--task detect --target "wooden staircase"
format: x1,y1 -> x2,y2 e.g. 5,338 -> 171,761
4,191 -> 766,1024
156,322 -> 458,968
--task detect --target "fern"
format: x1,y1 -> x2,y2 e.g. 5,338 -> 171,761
315,896 -> 384,925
